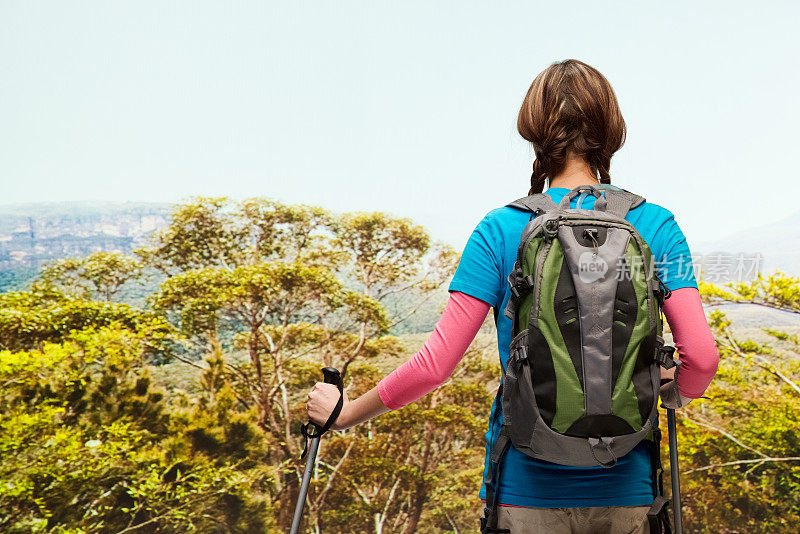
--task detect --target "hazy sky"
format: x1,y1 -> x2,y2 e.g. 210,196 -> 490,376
2,1 -> 798,249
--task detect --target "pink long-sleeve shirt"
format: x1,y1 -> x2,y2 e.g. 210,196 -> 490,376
377,288 -> 718,410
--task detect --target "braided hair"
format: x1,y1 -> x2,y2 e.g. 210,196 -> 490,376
517,60 -> 626,194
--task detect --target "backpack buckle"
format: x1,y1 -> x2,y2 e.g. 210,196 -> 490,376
543,218 -> 560,239
511,344 -> 528,363
508,274 -> 534,301
588,437 -> 618,468
652,277 -> 672,306
655,345 -> 677,369
480,516 -> 511,534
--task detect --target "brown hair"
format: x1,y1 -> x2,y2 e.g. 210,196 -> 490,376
517,59 -> 626,194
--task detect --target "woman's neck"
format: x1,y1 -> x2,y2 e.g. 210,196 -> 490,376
547,154 -> 600,190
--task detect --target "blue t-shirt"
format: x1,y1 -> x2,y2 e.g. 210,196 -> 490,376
448,187 -> 697,508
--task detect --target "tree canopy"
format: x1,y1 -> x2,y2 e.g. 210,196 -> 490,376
1,197 -> 798,533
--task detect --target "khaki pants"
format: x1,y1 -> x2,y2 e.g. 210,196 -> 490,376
496,504 -> 651,534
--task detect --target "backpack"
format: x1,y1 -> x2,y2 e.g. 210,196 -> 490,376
480,184 -> 677,534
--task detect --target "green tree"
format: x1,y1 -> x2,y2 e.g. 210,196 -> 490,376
0,324 -> 275,533
0,287 -> 173,356
138,197 -> 457,530
673,274 -> 800,533
699,270 -> 800,313
298,331 -> 497,534
35,251 -> 144,301
10,196 -> 800,532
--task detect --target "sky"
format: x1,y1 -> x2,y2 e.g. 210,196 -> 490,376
1,1 -> 798,250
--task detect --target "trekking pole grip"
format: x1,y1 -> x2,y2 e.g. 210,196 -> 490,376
321,366 -> 341,386
299,367 -> 344,460
313,367 -> 343,432
291,367 -> 343,534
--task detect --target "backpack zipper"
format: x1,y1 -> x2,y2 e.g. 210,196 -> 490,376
529,239 -> 553,327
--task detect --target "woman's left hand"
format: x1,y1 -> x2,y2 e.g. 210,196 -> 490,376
306,382 -> 350,430
658,379 -> 694,409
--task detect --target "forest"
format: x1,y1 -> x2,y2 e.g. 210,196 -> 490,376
1,197 -> 798,533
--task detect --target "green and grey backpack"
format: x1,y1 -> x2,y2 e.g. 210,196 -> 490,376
481,184 -> 677,534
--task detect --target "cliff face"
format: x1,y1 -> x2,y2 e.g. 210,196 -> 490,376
0,202 -> 172,290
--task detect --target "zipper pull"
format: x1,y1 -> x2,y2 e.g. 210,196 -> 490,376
583,228 -> 600,257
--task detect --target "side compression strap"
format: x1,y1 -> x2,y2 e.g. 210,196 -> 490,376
481,433 -> 511,534
646,426 -> 673,533
481,386 -> 511,534
648,497 -> 672,534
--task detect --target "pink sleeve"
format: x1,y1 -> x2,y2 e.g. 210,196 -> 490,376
662,287 -> 720,398
377,287 -> 718,407
377,291 -> 491,410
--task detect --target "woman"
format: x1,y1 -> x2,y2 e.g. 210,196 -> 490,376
306,59 -> 719,534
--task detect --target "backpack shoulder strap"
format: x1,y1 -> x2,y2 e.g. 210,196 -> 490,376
506,193 -> 558,215
596,185 -> 646,218
507,187 -> 644,218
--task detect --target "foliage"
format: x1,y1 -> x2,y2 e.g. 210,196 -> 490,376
6,195 -> 798,533
699,271 -> 800,313
0,325 -> 275,533
304,340 -> 497,534
0,287 -> 175,357
34,252 -> 144,301
0,197 -> 464,532
0,265 -> 40,293
672,281 -> 800,533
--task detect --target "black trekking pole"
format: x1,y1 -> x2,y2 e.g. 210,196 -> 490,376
290,367 -> 343,534
666,407 -> 683,534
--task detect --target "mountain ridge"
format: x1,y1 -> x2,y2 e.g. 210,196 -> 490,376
693,209 -> 800,277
